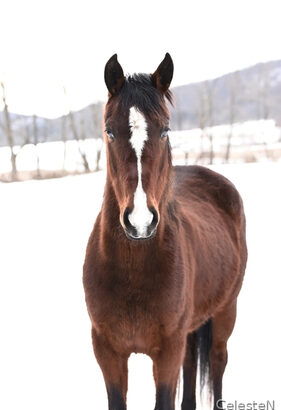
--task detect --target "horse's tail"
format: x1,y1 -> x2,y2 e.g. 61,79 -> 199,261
195,318 -> 213,398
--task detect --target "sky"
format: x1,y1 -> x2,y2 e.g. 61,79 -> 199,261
0,0 -> 280,118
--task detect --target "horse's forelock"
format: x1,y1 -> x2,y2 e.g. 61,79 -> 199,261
105,73 -> 172,123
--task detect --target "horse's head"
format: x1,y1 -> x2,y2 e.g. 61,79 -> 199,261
104,53 -> 173,240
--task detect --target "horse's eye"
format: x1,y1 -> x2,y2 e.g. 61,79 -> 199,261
161,128 -> 170,141
106,130 -> 115,142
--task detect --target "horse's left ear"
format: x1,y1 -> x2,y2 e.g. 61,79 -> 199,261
152,53 -> 174,93
104,54 -> 125,96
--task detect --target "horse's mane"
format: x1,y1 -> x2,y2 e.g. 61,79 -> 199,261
118,73 -> 173,119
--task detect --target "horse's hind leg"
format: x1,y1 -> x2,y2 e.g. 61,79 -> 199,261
211,300 -> 237,410
181,332 -> 197,410
91,328 -> 128,410
152,333 -> 186,410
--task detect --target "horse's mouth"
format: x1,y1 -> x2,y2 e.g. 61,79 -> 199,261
124,228 -> 157,242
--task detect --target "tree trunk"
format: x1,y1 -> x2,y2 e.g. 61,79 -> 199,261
68,111 -> 90,172
61,115 -> 67,172
225,125 -> 233,163
209,132 -> 214,164
95,146 -> 103,171
1,82 -> 17,180
33,115 -> 41,178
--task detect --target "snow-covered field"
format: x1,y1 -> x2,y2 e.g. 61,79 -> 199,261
1,119 -> 280,177
0,162 -> 280,409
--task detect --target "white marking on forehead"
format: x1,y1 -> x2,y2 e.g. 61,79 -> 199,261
128,107 -> 153,237
129,107 -> 148,154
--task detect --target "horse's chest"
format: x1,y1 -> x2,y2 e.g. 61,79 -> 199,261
106,303 -> 157,353
93,280 -> 185,354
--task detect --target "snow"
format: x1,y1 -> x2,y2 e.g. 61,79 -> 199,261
1,119 -> 280,176
171,120 -> 281,149
0,162 -> 280,409
0,139 -> 106,174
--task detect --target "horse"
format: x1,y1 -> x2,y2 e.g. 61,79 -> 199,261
83,53 -> 247,410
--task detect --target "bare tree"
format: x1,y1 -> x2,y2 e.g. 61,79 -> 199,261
256,63 -> 270,120
61,115 -> 67,171
77,116 -> 90,172
257,63 -> 271,158
205,80 -> 216,164
33,114 -> 41,177
94,138 -> 103,171
63,86 -> 90,172
225,71 -> 240,163
196,83 -> 207,163
24,119 -> 31,146
1,82 -> 17,179
175,105 -> 183,131
42,118 -> 50,143
91,102 -> 104,171
70,113 -> 90,172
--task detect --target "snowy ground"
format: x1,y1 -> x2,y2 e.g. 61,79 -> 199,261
0,162 -> 280,409
1,119 -> 280,177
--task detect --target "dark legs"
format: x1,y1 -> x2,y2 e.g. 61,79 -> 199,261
91,328 -> 128,410
154,386 -> 174,410
91,300 -> 236,410
181,301 -> 237,410
107,385 -> 127,410
152,334 -> 186,410
92,327 -> 186,410
211,301 -> 237,410
181,333 -> 197,410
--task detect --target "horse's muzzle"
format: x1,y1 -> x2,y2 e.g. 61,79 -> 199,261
122,207 -> 159,240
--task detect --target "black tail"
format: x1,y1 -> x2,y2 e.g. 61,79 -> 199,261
195,318 -> 213,397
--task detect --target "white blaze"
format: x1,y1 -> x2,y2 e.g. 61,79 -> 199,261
128,107 -> 153,237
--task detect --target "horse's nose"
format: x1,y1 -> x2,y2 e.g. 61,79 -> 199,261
123,206 -> 159,240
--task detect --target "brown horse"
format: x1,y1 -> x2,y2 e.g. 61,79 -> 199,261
83,53 -> 247,410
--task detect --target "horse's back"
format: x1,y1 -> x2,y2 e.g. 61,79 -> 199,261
173,165 -> 245,223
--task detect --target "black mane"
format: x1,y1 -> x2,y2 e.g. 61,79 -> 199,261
118,73 -> 173,118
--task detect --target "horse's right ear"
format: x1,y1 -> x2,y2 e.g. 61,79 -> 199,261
104,54 -> 125,96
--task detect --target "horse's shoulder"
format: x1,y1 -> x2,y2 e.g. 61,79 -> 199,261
173,165 -> 244,220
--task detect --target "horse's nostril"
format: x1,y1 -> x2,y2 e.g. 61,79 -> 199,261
123,207 -> 131,228
150,207 -> 159,229
123,207 -> 137,229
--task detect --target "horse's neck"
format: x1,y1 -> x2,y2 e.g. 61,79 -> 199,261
102,178 -> 121,225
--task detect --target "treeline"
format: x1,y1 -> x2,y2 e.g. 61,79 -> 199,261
1,60 -> 281,180
170,60 -> 281,164
0,82 -> 104,180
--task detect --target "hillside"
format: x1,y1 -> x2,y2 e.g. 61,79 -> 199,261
170,59 -> 281,129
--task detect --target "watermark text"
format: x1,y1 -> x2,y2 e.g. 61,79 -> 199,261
216,400 -> 275,410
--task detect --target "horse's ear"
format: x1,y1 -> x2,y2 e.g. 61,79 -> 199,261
152,53 -> 174,93
104,54 -> 125,96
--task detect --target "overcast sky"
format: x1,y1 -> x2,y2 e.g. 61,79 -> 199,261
0,0 -> 280,118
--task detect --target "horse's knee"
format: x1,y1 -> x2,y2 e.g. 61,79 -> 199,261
153,335 -> 185,382
210,341 -> 228,372
152,334 -> 186,410
91,328 -> 128,397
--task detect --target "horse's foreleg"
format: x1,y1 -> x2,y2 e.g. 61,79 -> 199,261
211,300 -> 237,410
152,334 -> 186,410
91,328 -> 128,410
181,332 -> 197,410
